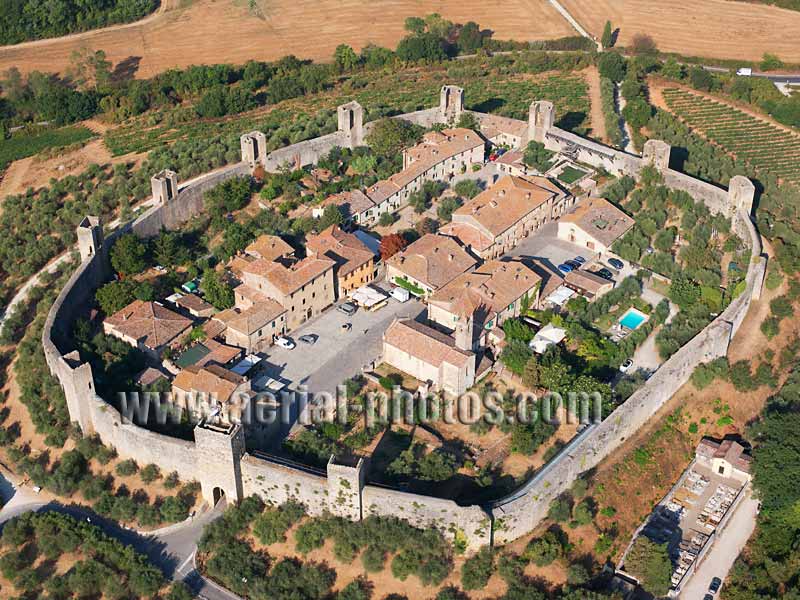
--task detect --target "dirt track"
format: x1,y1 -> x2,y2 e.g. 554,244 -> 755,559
561,0 -> 800,63
0,0 -> 573,78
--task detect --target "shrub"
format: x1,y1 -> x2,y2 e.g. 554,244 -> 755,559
159,496 -> 189,523
548,497 -> 572,523
253,502 -> 306,545
140,464 -> 160,484
523,530 -> 564,566
460,547 -> 493,590
115,459 -> 138,477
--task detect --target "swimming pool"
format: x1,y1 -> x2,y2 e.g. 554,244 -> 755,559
619,307 -> 648,330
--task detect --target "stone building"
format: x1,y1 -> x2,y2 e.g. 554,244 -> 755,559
172,363 -> 254,421
478,114 -> 529,148
305,225 -> 376,298
103,300 -> 192,360
313,190 -> 377,227
563,269 -> 614,299
696,438 -> 752,481
364,128 -> 485,216
428,258 -> 541,350
385,234 -> 478,298
557,197 -> 635,254
239,256 -> 335,330
212,296 -> 287,353
440,175 -> 570,259
244,234 -> 295,262
382,318 -> 476,396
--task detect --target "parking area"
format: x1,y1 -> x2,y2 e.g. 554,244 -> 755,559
258,286 -> 424,396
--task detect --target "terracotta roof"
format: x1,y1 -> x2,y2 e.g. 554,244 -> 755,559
174,294 -> 214,314
320,190 -> 375,218
241,256 -> 334,296
452,175 -> 562,238
234,283 -> 271,304
430,259 -> 541,319
245,234 -> 294,262
173,364 -> 245,404
528,259 -> 565,301
227,255 -> 256,278
386,234 -> 477,290
200,339 -> 243,366
479,114 -> 527,139
366,179 -> 401,205
495,150 -> 525,167
384,318 -> 474,369
105,300 -> 192,350
306,225 -> 374,277
560,197 -> 635,247
564,270 -> 613,296
697,438 -> 752,473
214,300 -> 286,336
203,318 -> 227,339
135,367 -> 167,387
403,128 -> 484,168
439,221 -> 496,253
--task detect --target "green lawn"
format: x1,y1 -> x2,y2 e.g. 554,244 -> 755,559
558,165 -> 587,184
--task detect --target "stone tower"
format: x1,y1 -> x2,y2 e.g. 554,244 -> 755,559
326,455 -> 366,521
727,175 -> 755,218
642,139 -> 671,171
454,311 -> 476,352
337,101 -> 364,148
440,85 -> 465,124
77,216 -> 103,261
528,101 -> 554,144
194,420 -> 246,505
151,169 -> 179,203
62,351 -> 97,434
240,131 -> 267,168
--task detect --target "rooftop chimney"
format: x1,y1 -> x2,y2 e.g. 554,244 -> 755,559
448,254 -> 454,261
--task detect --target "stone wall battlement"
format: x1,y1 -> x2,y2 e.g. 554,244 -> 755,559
41,87 -> 765,552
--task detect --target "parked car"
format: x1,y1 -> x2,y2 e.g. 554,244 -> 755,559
275,336 -> 295,349
565,260 -> 582,269
619,358 -> 633,373
341,322 -> 352,332
704,595 -> 714,600
607,257 -> 624,270
557,263 -> 574,274
298,334 -> 318,345
338,301 -> 357,316
595,268 -> 614,280
573,256 -> 586,264
709,578 -> 722,595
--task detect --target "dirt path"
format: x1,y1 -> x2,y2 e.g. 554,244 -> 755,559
583,66 -> 608,143
560,0 -> 800,63
0,0 -> 573,79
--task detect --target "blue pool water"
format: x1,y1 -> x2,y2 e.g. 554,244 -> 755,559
619,308 -> 647,330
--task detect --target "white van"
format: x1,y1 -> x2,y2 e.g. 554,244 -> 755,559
390,287 -> 410,303
736,67 -> 752,77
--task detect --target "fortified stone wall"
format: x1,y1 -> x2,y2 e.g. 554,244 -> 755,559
42,87 -> 766,551
362,485 -> 492,552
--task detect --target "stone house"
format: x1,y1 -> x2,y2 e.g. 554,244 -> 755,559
173,293 -> 216,318
212,295 -> 287,354
239,255 -> 335,330
313,190 -> 377,227
244,234 -> 295,262
478,114 -> 528,149
172,363 -> 255,423
494,150 -> 530,177
103,300 -> 192,360
428,258 -> 541,350
557,197 -> 635,255
305,225 -> 376,298
563,269 -> 614,299
696,438 -> 752,481
440,175 -> 569,259
364,128 -> 485,216
385,233 -> 478,298
382,318 -> 476,396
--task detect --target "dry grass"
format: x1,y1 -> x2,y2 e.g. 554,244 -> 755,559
561,0 -> 800,62
0,0 -> 573,78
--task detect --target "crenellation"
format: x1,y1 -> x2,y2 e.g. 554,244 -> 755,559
41,84 -> 764,553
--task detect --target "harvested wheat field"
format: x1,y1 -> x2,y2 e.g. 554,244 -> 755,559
0,0 -> 573,78
561,0 -> 800,62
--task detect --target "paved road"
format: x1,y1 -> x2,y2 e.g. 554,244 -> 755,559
0,472 -> 239,599
262,288 -> 425,396
679,487 -> 759,599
